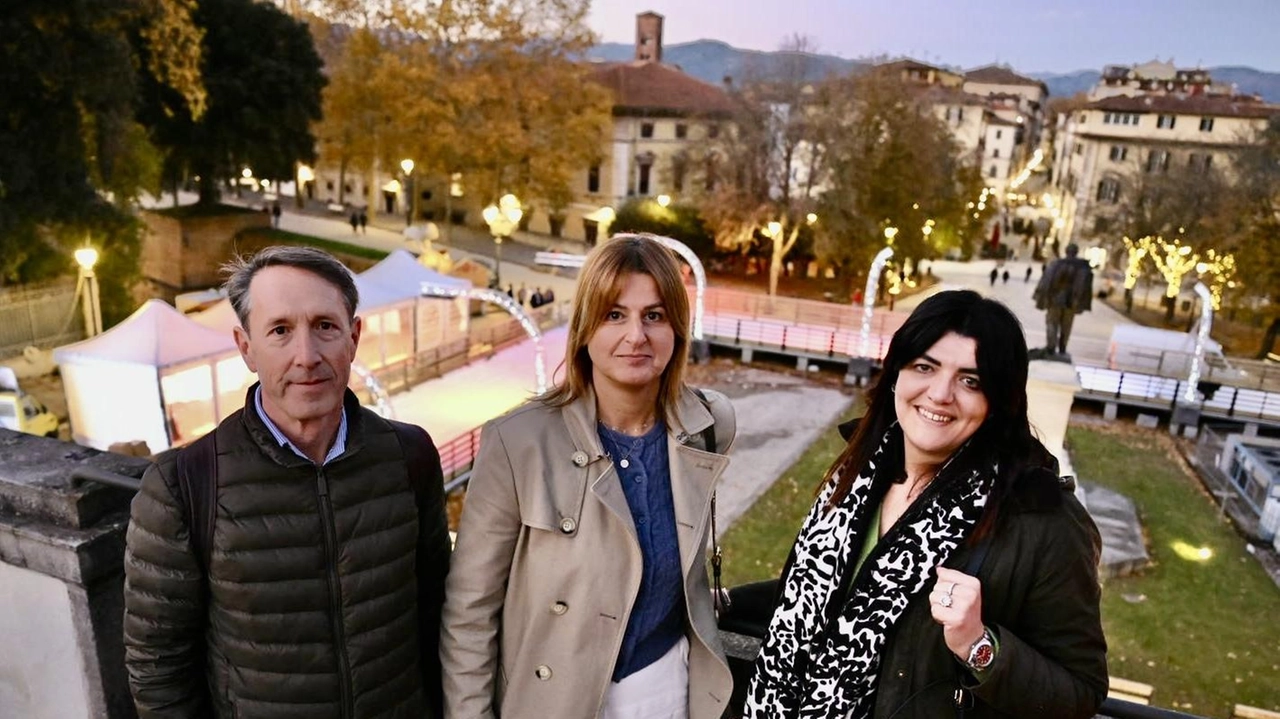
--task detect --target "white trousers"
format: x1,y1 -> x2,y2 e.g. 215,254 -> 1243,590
600,636 -> 690,719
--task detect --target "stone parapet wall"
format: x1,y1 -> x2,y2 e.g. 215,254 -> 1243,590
0,429 -> 147,718
140,207 -> 270,301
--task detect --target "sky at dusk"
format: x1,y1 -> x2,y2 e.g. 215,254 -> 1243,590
587,0 -> 1280,74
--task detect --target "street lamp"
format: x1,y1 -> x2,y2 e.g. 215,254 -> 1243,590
400,158 -> 415,227
74,246 -> 103,337
482,193 -> 522,289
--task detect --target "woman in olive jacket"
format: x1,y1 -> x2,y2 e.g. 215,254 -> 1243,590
744,290 -> 1108,719
441,235 -> 736,718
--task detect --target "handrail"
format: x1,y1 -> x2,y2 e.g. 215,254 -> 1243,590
1096,698 -> 1209,719
71,465 -> 143,491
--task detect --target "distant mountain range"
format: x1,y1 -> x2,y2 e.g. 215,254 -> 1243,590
587,41 -> 1280,103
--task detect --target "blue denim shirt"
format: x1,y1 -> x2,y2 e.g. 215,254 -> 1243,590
597,421 -> 685,681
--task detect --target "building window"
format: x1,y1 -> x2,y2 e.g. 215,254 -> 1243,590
584,219 -> 600,246
326,180 -> 334,191
1200,117 -> 1215,132
1189,153 -> 1213,172
675,123 -> 688,139
957,108 -> 964,122
640,122 -> 654,139
1096,178 -> 1121,204
1157,114 -> 1176,129
1075,144 -> 1083,156
672,156 -> 686,193
992,148 -> 1000,158
637,163 -> 652,195
995,130 -> 1003,140
707,124 -> 720,139
1146,150 -> 1170,173
1109,145 -> 1128,161
587,164 -> 600,193
989,165 -> 998,178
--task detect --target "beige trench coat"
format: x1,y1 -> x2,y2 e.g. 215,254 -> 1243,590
441,386 -> 736,719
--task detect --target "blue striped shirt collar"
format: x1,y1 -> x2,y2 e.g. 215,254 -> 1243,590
253,385 -> 347,465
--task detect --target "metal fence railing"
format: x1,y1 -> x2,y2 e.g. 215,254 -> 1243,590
0,278 -> 83,357
1075,366 -> 1280,423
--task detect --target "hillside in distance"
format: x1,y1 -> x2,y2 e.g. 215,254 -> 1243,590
588,40 -> 1280,103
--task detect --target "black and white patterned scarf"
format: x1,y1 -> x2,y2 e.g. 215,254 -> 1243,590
744,427 -> 995,719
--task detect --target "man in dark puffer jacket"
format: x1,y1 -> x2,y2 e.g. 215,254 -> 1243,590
124,246 -> 451,718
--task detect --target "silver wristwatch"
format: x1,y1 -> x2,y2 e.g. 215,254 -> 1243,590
965,627 -> 997,672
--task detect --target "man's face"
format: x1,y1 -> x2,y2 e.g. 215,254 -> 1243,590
233,266 -> 360,431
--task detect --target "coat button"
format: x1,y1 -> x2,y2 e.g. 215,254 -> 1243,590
559,517 -> 577,534
550,601 -> 568,615
571,451 -> 588,467
535,665 -> 552,680
676,432 -> 690,443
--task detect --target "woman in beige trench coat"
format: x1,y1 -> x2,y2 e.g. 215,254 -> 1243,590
441,235 -> 736,719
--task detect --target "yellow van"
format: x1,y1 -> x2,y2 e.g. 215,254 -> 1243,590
0,367 -> 59,437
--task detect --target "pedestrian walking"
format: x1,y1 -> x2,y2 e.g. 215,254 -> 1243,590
529,288 -> 544,309
358,209 -> 368,234
989,267 -> 998,286
349,210 -> 359,234
1002,269 -> 1010,284
516,283 -> 527,306
271,200 -> 282,228
124,246 -> 451,718
1025,266 -> 1033,283
1033,243 -> 1094,359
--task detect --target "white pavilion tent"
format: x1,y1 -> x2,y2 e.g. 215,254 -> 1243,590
53,300 -> 254,452
355,251 -> 471,370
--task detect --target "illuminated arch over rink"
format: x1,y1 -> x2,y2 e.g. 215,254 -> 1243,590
419,284 -> 549,394
535,233 -> 708,342
351,361 -> 394,418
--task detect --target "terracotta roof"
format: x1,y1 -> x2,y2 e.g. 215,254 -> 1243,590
879,58 -> 950,74
964,65 -> 1045,90
916,85 -> 988,106
1087,94 -> 1280,119
586,62 -> 737,117
984,111 -> 1020,126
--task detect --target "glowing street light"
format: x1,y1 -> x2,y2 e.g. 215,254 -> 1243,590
74,246 -> 103,337
656,194 -> 671,208
883,226 -> 898,244
400,158 -> 416,227
482,193 -> 523,289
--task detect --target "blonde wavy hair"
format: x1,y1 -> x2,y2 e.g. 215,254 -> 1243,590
540,234 -> 691,426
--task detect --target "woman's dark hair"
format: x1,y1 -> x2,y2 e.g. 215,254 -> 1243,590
826,290 -> 1053,534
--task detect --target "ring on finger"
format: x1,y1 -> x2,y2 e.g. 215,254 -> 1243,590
939,593 -> 953,608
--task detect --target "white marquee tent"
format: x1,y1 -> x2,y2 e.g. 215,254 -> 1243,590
53,300 -> 254,452
355,251 -> 472,370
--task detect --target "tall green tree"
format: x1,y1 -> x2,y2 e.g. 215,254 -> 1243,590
0,0 -> 204,321
814,69 -> 987,285
142,0 -> 325,205
686,35 -> 830,296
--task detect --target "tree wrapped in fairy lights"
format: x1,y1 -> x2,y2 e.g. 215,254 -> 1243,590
1140,235 -> 1200,322
1120,236 -> 1150,314
1195,249 -> 1238,311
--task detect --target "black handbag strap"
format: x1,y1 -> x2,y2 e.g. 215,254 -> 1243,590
691,388 -> 729,619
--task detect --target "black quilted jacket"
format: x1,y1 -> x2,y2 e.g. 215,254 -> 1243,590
123,388 -> 451,718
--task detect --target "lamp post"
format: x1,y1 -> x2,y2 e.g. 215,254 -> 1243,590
482,193 -> 522,289
74,246 -> 103,337
400,158 -> 415,227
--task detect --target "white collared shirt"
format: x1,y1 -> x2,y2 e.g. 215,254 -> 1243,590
254,386 -> 348,465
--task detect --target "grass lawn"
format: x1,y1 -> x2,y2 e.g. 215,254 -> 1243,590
237,228 -> 389,263
1068,423 -> 1280,717
719,417 -> 1280,717
719,409 -> 853,587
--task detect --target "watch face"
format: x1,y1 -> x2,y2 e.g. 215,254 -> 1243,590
970,642 -> 995,669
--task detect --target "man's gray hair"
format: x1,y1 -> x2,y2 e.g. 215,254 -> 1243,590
222,246 -> 359,332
